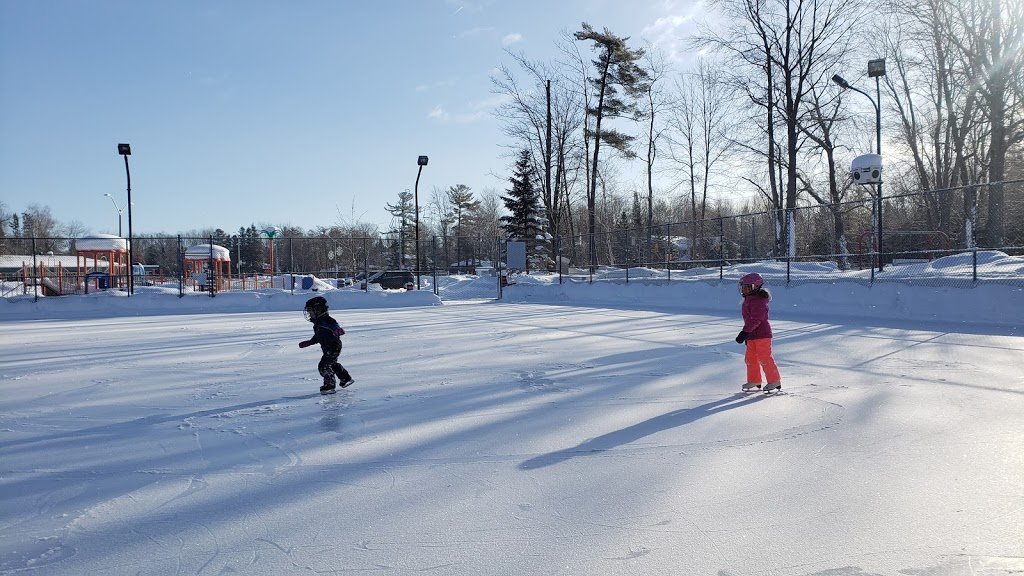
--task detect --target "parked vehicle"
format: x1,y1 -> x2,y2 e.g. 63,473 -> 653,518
361,270 -> 414,290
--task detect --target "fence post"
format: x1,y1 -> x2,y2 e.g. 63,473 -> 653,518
362,238 -> 368,292
556,235 -> 563,285
31,238 -> 38,301
208,235 -> 216,297
625,227 -> 630,284
497,236 -> 503,297
965,184 -> 978,283
666,223 -> 671,282
719,217 -> 725,280
432,236 -> 438,294
173,236 -> 181,297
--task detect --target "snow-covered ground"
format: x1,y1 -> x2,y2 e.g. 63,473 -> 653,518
2,256 -> 1023,575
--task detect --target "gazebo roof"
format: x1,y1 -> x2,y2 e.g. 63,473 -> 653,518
184,244 -> 230,260
77,234 -> 128,252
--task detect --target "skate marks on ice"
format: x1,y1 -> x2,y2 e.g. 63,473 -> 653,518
718,555 -> 1024,576
316,389 -> 358,435
520,391 -> 842,470
0,392 -> 336,573
513,362 -> 593,393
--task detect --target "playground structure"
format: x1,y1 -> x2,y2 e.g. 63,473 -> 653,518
8,235 -> 141,296
76,234 -> 129,293
16,256 -> 87,296
184,244 -> 232,292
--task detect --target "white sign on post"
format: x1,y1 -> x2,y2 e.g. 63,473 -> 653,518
506,241 -> 526,270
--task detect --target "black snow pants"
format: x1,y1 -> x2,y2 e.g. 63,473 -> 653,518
318,343 -> 351,386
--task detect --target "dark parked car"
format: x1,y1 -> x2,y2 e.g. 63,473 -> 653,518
361,270 -> 414,290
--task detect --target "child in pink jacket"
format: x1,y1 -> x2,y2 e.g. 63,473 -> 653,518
735,272 -> 782,392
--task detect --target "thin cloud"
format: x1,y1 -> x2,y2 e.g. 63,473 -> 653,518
642,7 -> 700,63
428,105 -> 450,121
502,33 -> 522,46
457,26 -> 495,39
416,79 -> 457,93
429,93 -> 510,124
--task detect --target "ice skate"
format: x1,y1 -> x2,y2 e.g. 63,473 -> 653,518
320,377 -> 337,395
338,375 -> 354,388
763,381 -> 781,393
742,382 -> 762,391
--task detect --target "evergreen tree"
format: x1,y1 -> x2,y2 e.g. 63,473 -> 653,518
385,190 -> 415,268
574,23 -> 650,270
237,225 -> 264,273
0,201 -> 10,239
447,184 -> 480,268
500,150 -> 552,271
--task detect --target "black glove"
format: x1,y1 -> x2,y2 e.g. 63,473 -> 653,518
735,331 -> 748,344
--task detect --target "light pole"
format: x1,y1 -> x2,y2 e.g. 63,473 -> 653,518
414,155 -> 428,289
833,58 -> 886,272
103,193 -> 128,237
117,143 -> 134,295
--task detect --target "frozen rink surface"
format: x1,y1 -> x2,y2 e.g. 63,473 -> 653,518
2,299 -> 1023,575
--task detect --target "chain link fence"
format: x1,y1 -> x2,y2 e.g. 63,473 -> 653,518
551,180 -> 1024,289
3,182 -> 1023,299
1,233 -> 506,300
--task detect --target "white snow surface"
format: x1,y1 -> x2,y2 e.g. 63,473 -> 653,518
183,244 -> 231,260
73,233 -> 128,252
2,261 -> 1023,575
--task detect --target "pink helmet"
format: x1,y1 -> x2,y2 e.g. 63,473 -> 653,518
739,272 -> 763,288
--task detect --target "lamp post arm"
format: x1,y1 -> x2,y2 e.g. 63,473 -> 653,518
843,84 -> 880,155
844,84 -> 878,116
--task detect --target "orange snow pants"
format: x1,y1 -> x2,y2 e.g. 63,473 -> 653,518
745,338 -> 781,385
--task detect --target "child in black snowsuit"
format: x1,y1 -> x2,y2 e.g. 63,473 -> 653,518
299,296 -> 354,394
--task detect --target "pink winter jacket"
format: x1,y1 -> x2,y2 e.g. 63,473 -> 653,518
741,289 -> 773,340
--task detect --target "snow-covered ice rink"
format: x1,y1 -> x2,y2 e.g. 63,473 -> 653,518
2,282 -> 1023,575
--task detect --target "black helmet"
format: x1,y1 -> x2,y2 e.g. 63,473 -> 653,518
303,296 -> 328,322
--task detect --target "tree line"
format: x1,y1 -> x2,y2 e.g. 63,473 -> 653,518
3,1 -> 1022,274
491,1 -> 1023,268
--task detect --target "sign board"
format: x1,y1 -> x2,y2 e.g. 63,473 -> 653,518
506,241 -> 526,270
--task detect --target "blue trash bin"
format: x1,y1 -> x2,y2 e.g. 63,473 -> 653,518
85,271 -> 110,292
301,276 -> 314,290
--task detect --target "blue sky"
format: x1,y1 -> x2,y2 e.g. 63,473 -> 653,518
1,0 -> 700,236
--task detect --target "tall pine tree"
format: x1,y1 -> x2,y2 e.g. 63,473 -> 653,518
501,150 -> 551,271
574,23 -> 650,270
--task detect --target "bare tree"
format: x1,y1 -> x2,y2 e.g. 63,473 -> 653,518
882,0 -> 982,238
946,0 -> 1024,246
880,0 -> 1023,248
799,82 -> 859,268
636,44 -> 673,262
491,47 -> 586,240
699,0 -> 858,257
0,200 -> 11,239
666,59 -> 737,261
